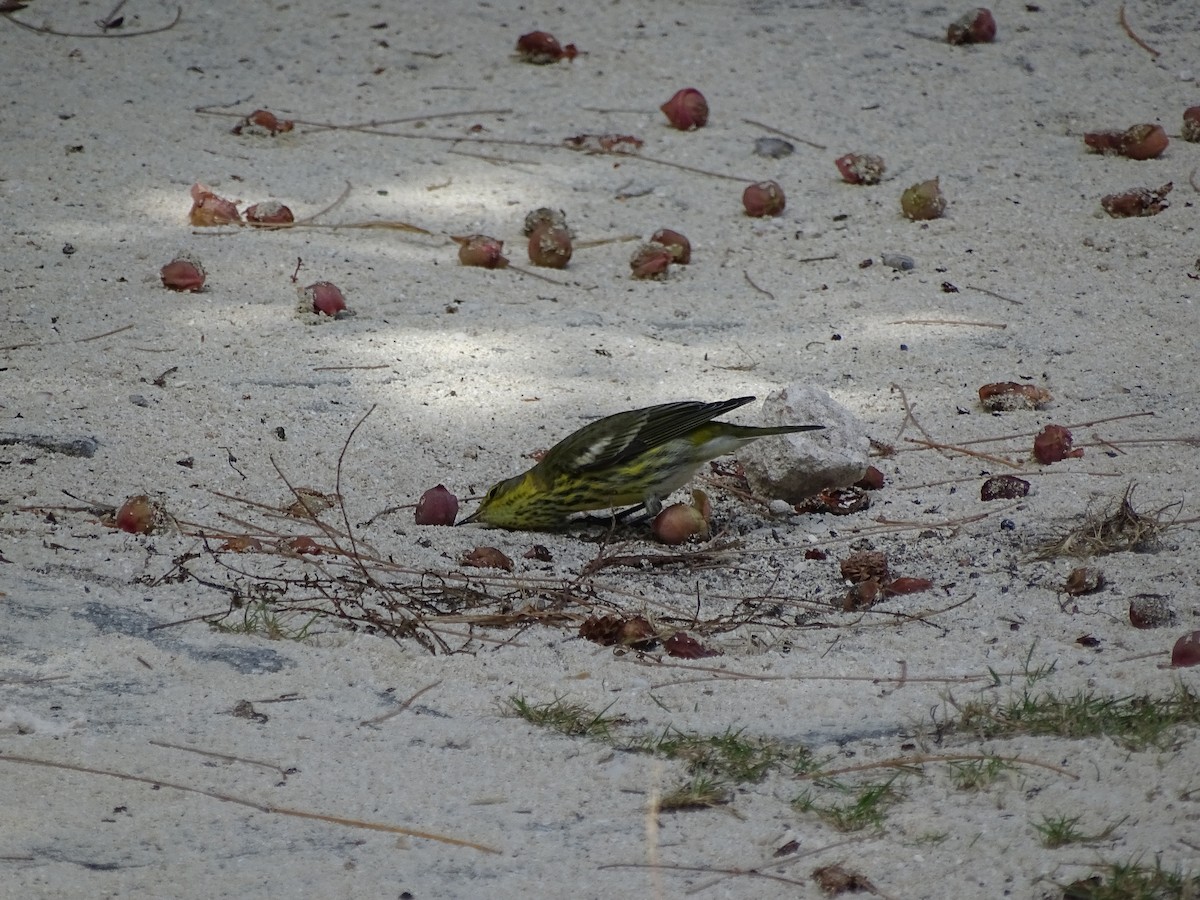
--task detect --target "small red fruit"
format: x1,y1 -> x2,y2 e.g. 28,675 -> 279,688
245,201 -> 295,226
1182,107 -> 1200,143
527,223 -> 573,268
305,281 -> 348,316
660,88 -> 708,131
1033,424 -> 1083,464
461,546 -> 514,570
652,490 -> 711,545
1101,182 -> 1172,218
649,229 -> 690,264
835,153 -> 886,185
115,494 -> 162,534
1084,124 -> 1168,160
415,485 -> 459,526
516,31 -> 578,64
980,475 -> 1031,501
188,183 -> 241,227
630,243 -> 674,279
743,180 -> 786,217
1170,630 -> 1200,667
231,109 -> 294,136
947,7 -> 996,44
453,234 -> 509,269
160,255 -> 206,292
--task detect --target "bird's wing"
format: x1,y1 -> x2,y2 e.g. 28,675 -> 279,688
553,397 -> 755,474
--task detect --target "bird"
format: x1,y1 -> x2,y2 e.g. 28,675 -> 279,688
461,396 -> 823,530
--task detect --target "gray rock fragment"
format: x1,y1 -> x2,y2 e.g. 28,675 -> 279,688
740,384 -> 870,502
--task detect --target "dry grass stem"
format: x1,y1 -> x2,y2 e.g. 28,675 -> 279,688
1035,484 -> 1177,559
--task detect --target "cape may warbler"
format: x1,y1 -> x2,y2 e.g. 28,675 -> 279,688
462,396 -> 823,530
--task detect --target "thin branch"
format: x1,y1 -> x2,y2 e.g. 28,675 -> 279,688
890,319 -> 1007,329
360,680 -> 443,727
3,5 -> 181,37
147,739 -> 291,779
741,118 -> 827,150
964,283 -> 1023,305
902,437 -> 1025,469
1118,3 -> 1160,57
890,383 -> 950,458
742,270 -> 775,300
0,753 -> 499,853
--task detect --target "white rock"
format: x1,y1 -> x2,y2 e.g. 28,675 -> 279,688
740,383 -> 870,502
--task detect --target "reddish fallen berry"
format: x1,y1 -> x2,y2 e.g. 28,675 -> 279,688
516,31 -> 578,64
231,109 -> 294,136
1101,182 -> 1172,218
115,494 -> 163,534
947,7 -> 996,44
978,382 -> 1052,411
630,243 -> 674,279
650,229 -> 691,264
461,546 -> 514,570
981,475 -> 1031,501
1182,107 -> 1200,143
854,466 -> 885,490
415,485 -> 459,526
160,255 -> 206,292
1128,594 -> 1176,629
527,223 -> 573,268
652,490 -> 711,545
1033,424 -> 1083,463
188,183 -> 241,227
453,234 -> 509,268
245,201 -> 295,226
743,180 -> 786,217
1084,123 -> 1168,160
835,153 -> 886,185
660,88 -> 708,130
304,281 -> 348,316
1171,630 -> 1200,667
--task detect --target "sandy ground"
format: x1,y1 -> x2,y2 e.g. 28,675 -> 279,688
2,0 -> 1199,897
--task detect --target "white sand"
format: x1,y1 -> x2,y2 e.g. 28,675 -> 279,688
2,1 -> 1198,897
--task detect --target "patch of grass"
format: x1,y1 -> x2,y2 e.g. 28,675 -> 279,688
954,683 -> 1200,751
211,599 -> 318,641
1060,858 -> 1200,899
507,699 -> 818,812
658,776 -> 731,811
947,755 -> 1015,791
1032,813 -> 1122,849
507,695 -> 624,739
630,726 -> 817,783
912,831 -> 950,845
793,776 -> 904,832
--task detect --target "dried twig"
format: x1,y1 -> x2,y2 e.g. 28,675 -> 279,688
2,4 -> 181,36
0,753 -> 499,853
902,437 -> 1025,469
147,739 -> 292,779
1118,3 -> 1160,57
890,319 -> 1007,329
964,284 -> 1023,305
742,118 -> 827,150
359,680 -> 443,727
742,270 -> 775,300
890,383 -> 950,458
